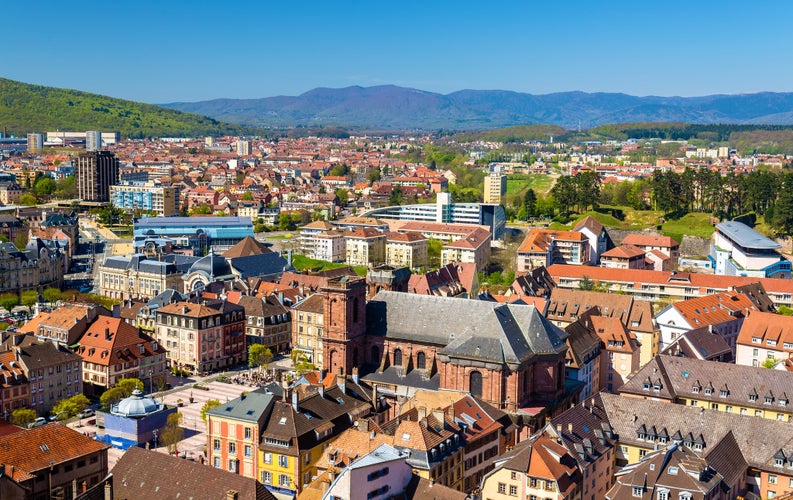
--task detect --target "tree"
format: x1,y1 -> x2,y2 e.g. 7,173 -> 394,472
427,238 -> 443,268
13,231 -> 28,251
11,408 -> 36,427
0,293 -> 18,312
249,344 -> 273,372
188,204 -> 213,216
335,188 -> 349,205
329,164 -> 349,177
241,191 -> 253,201
161,412 -> 184,453
200,399 -> 221,423
42,288 -> 62,303
762,358 -> 778,369
116,378 -> 144,396
523,189 -> 537,218
52,394 -> 89,420
550,176 -> 577,215
579,276 -> 595,291
18,194 -> 37,206
97,204 -> 125,225
778,305 -> 793,316
34,177 -> 56,197
389,187 -> 403,206
368,169 -> 381,184
20,290 -> 38,308
100,387 -> 126,410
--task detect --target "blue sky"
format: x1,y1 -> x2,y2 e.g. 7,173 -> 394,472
4,1 -> 791,103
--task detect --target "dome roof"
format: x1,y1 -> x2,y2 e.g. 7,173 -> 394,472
111,389 -> 162,417
188,251 -> 233,278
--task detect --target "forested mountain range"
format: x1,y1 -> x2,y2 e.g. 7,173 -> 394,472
163,85 -> 793,130
0,78 -> 254,138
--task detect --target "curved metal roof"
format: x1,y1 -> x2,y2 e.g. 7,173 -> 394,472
716,221 -> 780,250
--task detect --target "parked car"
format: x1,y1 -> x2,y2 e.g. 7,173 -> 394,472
79,409 -> 95,418
28,417 -> 46,428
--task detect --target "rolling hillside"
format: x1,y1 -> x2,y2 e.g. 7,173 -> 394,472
164,85 -> 793,130
0,78 -> 254,138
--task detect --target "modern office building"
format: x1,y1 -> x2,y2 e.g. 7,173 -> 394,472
483,171 -> 506,204
237,139 -> 251,156
46,131 -> 119,145
364,192 -> 506,239
710,221 -> 791,278
76,150 -> 119,202
133,216 -> 254,254
26,133 -> 44,152
85,130 -> 102,151
111,181 -> 180,216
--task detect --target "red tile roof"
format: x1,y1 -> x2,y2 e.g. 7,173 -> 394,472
0,424 -> 109,482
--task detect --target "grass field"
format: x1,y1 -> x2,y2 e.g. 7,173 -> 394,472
548,207 -> 718,242
291,254 -> 368,277
506,174 -> 555,196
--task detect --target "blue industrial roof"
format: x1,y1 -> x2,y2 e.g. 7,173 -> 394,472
135,216 -> 252,229
716,221 -> 780,250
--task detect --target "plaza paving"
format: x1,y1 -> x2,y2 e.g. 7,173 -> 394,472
68,377 -> 261,469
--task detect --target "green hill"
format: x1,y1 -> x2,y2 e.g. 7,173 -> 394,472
0,78 -> 256,138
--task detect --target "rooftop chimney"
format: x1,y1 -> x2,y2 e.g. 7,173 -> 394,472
226,490 -> 239,500
104,481 -> 112,500
352,367 -> 359,385
292,390 -> 299,413
418,406 -> 427,420
318,384 -> 324,398
568,423 -> 573,434
338,378 -> 346,395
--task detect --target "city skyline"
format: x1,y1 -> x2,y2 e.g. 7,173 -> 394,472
3,0 -> 792,104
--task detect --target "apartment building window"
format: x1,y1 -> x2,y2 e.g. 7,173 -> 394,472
261,471 -> 272,484
244,445 -> 252,457
245,427 -> 252,439
279,475 -> 290,487
497,483 -> 506,494
279,455 -> 288,468
213,457 -> 220,468
264,453 -> 272,464
632,486 -> 643,497
213,439 -> 220,451
509,485 -> 517,496
769,475 -> 778,484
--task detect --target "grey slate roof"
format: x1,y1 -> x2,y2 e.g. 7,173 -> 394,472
716,221 -> 780,249
598,391 -> 793,471
206,387 -> 275,422
366,291 -> 567,366
229,252 -> 291,279
102,254 -> 178,275
620,355 -> 793,409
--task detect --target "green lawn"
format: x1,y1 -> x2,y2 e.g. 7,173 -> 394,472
291,254 -> 368,277
547,207 -> 718,242
506,174 -> 555,196
661,212 -> 716,243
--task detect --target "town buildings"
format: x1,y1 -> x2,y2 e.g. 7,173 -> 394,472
711,221 -> 791,278
440,226 -> 491,272
232,294 -> 291,353
481,433 -> 582,500
0,240 -> 65,296
75,317 -> 167,395
110,181 -> 179,217
13,339 -> 82,417
384,231 -> 427,269
133,216 -> 254,254
154,300 -> 246,373
345,228 -> 385,267
98,255 -> 182,301
0,424 -> 110,499
482,171 -> 506,204
619,355 -> 793,422
735,311 -> 793,367
517,229 -> 590,271
75,150 -> 119,202
654,291 -> 756,352
364,192 -> 506,239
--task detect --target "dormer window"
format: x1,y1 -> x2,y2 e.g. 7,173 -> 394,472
643,382 -> 651,390
768,339 -> 778,346
719,389 -> 728,398
749,393 -> 758,402
653,384 -> 661,392
752,337 -> 761,344
691,385 -> 700,394
703,387 -> 712,396
765,396 -> 774,404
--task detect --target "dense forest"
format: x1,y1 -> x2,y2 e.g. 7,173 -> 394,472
0,78 -> 256,138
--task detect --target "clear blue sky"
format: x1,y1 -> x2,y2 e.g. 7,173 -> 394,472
4,1 -> 791,103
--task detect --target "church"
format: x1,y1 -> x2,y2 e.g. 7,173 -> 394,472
312,275 -> 577,430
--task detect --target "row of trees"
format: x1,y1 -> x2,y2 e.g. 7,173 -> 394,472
646,169 -> 793,233
549,171 -> 602,215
